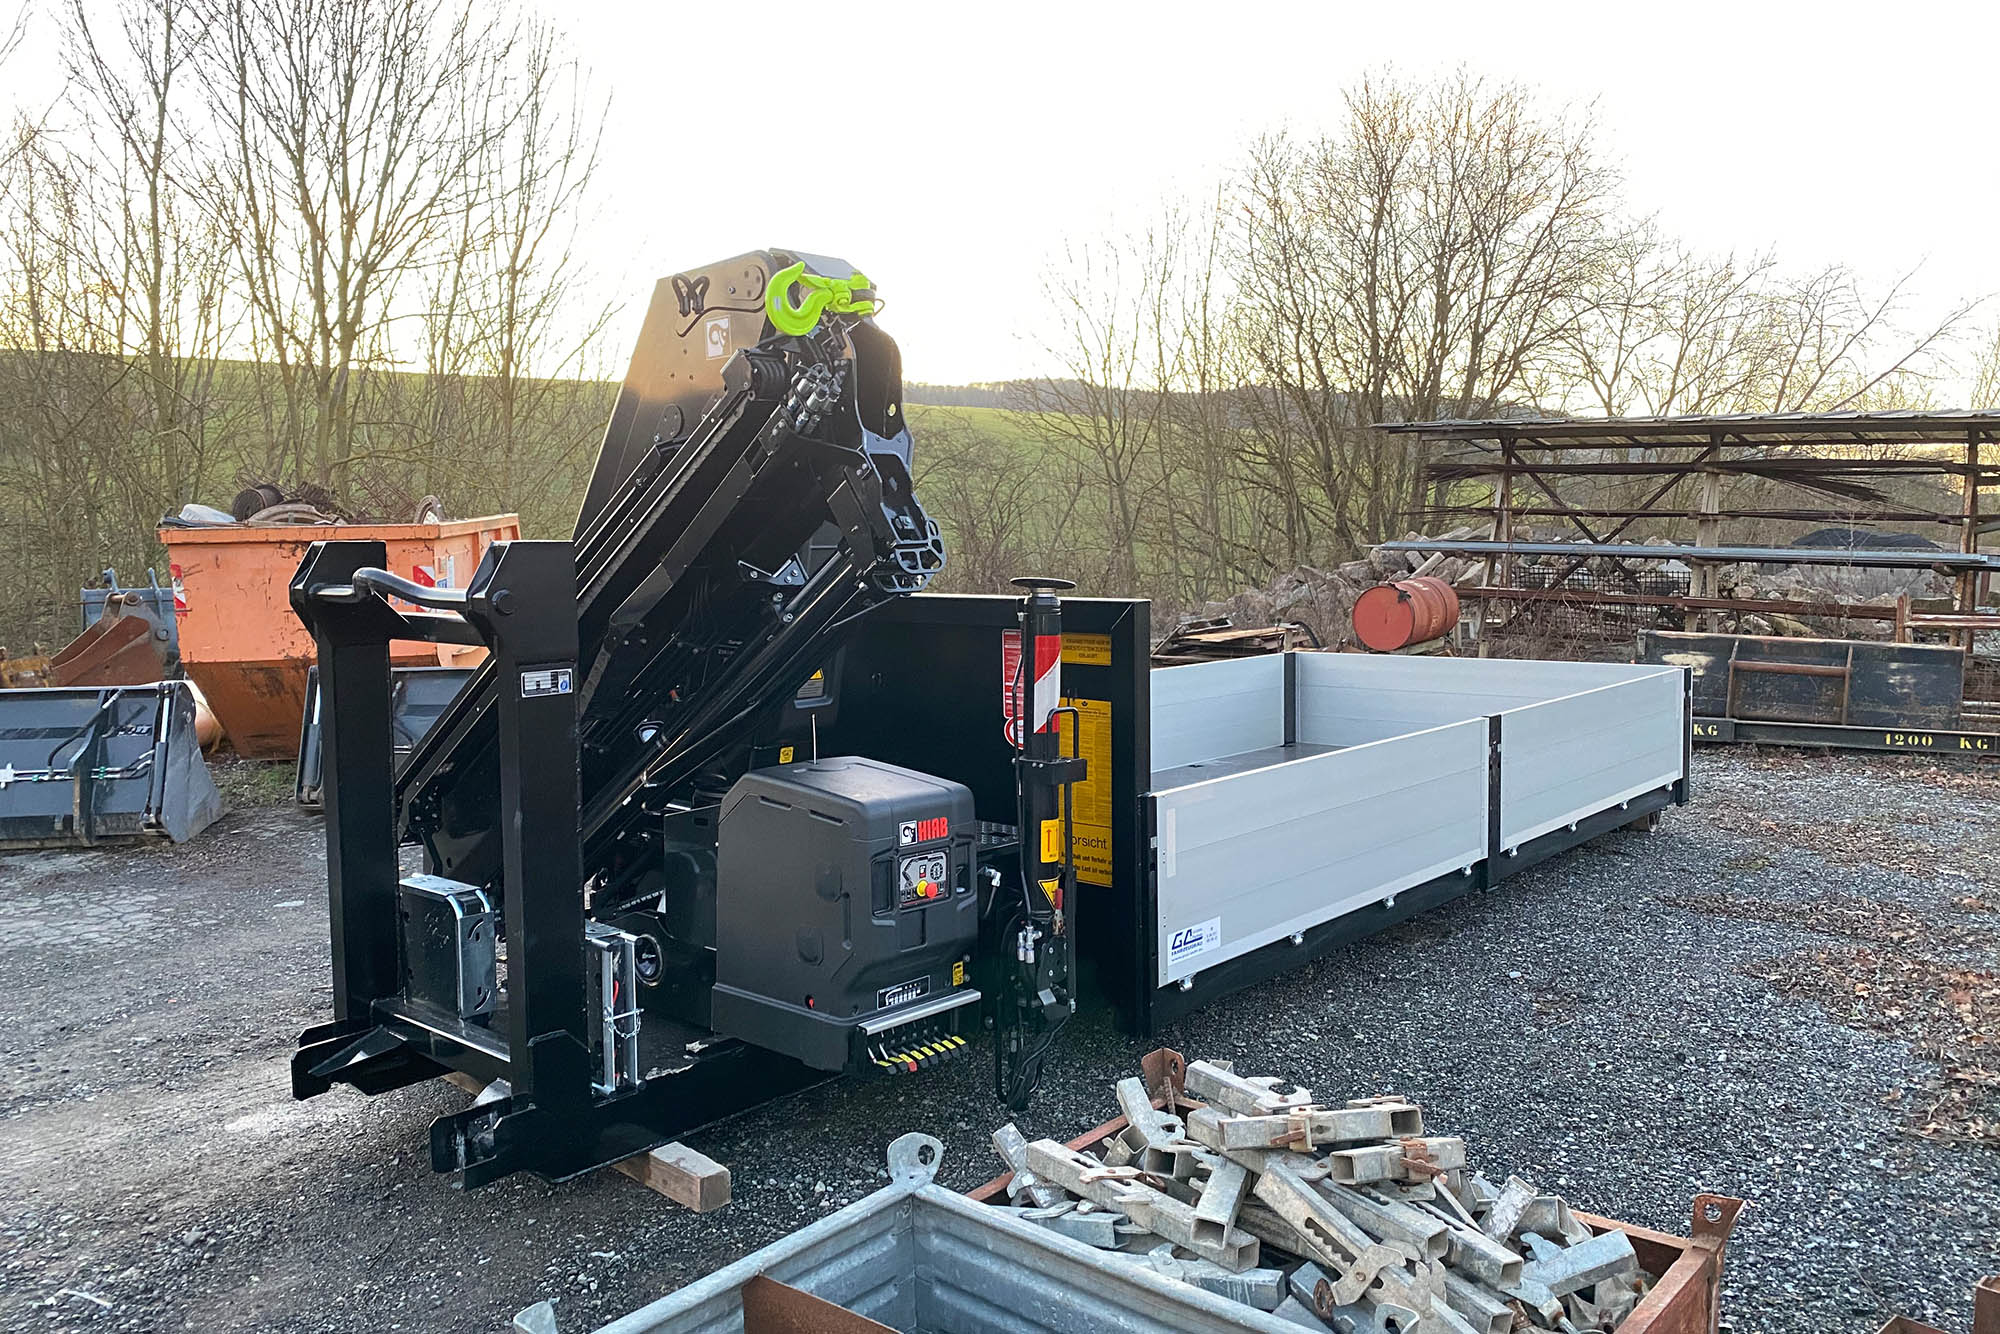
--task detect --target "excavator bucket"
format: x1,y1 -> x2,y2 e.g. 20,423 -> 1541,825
47,597 -> 179,687
0,681 -> 223,849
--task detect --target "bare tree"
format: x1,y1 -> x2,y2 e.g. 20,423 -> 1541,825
408,19 -> 612,523
0,0 -> 619,648
1972,322 -> 2000,408
0,134 -> 144,644
1155,193 -> 1277,601
910,410 -> 1063,593
1755,265 -> 1971,411
0,1 -> 240,648
201,0 -> 522,487
64,0 -> 235,516
1564,236 -> 1976,418
0,3 -> 40,177
1014,228 -> 1177,594
1231,72 -> 1622,561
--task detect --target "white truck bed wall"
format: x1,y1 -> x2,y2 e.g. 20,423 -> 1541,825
1153,719 -> 1489,985
1293,652 -> 1662,746
1152,653 -> 1286,772
1150,653 -> 1685,987
1494,670 -> 1685,849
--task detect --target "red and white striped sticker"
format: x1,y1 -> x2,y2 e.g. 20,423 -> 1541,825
1001,629 -> 1061,748
169,563 -> 188,616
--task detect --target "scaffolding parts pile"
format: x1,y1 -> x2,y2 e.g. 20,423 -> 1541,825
990,1059 -> 1687,1334
543,1051 -> 1740,1333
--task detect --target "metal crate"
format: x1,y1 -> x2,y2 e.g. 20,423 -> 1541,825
555,1135 -> 1304,1334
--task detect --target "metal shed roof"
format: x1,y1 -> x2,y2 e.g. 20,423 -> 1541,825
1374,537 -> 2000,571
1374,410 -> 2000,448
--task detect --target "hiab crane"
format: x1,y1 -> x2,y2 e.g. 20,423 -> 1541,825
287,250 -> 1695,1190
289,251 -> 1082,1184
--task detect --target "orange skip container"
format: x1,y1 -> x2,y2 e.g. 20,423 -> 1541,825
158,515 -> 520,757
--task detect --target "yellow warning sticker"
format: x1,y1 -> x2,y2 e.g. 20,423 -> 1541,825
1039,818 -> 1062,863
951,960 -> 965,986
1038,876 -> 1061,904
778,745 -> 796,764
1058,697 -> 1114,886
1061,633 -> 1113,666
1069,826 -> 1112,887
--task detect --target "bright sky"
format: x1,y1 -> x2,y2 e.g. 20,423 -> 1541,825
14,1 -> 2000,392
556,0 -> 2000,389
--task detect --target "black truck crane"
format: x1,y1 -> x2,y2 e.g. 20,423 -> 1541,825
287,251 -> 1083,1185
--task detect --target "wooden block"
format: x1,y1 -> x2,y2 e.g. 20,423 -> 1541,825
439,1074 -> 729,1212
615,1142 -> 731,1213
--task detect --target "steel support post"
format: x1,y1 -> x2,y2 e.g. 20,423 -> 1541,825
465,540 -> 591,1115
1695,436 -> 1724,632
292,540 -> 403,1022
1963,432 -> 1983,655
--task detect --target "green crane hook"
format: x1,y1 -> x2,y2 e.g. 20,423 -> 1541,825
766,261 -> 878,336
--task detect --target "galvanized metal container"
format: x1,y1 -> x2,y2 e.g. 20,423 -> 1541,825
564,1073 -> 1744,1334
555,1134 -> 1309,1334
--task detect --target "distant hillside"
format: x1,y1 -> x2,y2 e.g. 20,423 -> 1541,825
903,382 -> 1018,409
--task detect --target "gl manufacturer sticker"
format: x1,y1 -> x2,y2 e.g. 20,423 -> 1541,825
1168,917 -> 1222,967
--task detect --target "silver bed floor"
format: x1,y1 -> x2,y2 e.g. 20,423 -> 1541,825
1151,741 -> 1343,791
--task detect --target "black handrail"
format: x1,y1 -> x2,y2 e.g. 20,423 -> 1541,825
311,566 -> 470,611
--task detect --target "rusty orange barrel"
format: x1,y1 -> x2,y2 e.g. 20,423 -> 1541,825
1351,576 -> 1460,652
158,515 -> 519,757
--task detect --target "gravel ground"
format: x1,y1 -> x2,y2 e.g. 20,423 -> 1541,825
2,747 -> 1996,1333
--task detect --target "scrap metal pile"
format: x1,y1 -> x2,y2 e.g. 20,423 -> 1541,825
990,1059 -> 1649,1334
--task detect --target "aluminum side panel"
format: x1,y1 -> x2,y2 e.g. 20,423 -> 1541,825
1150,654 -> 1285,772
1152,719 -> 1488,985
1293,651 -> 1665,747
1498,669 -> 1685,849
